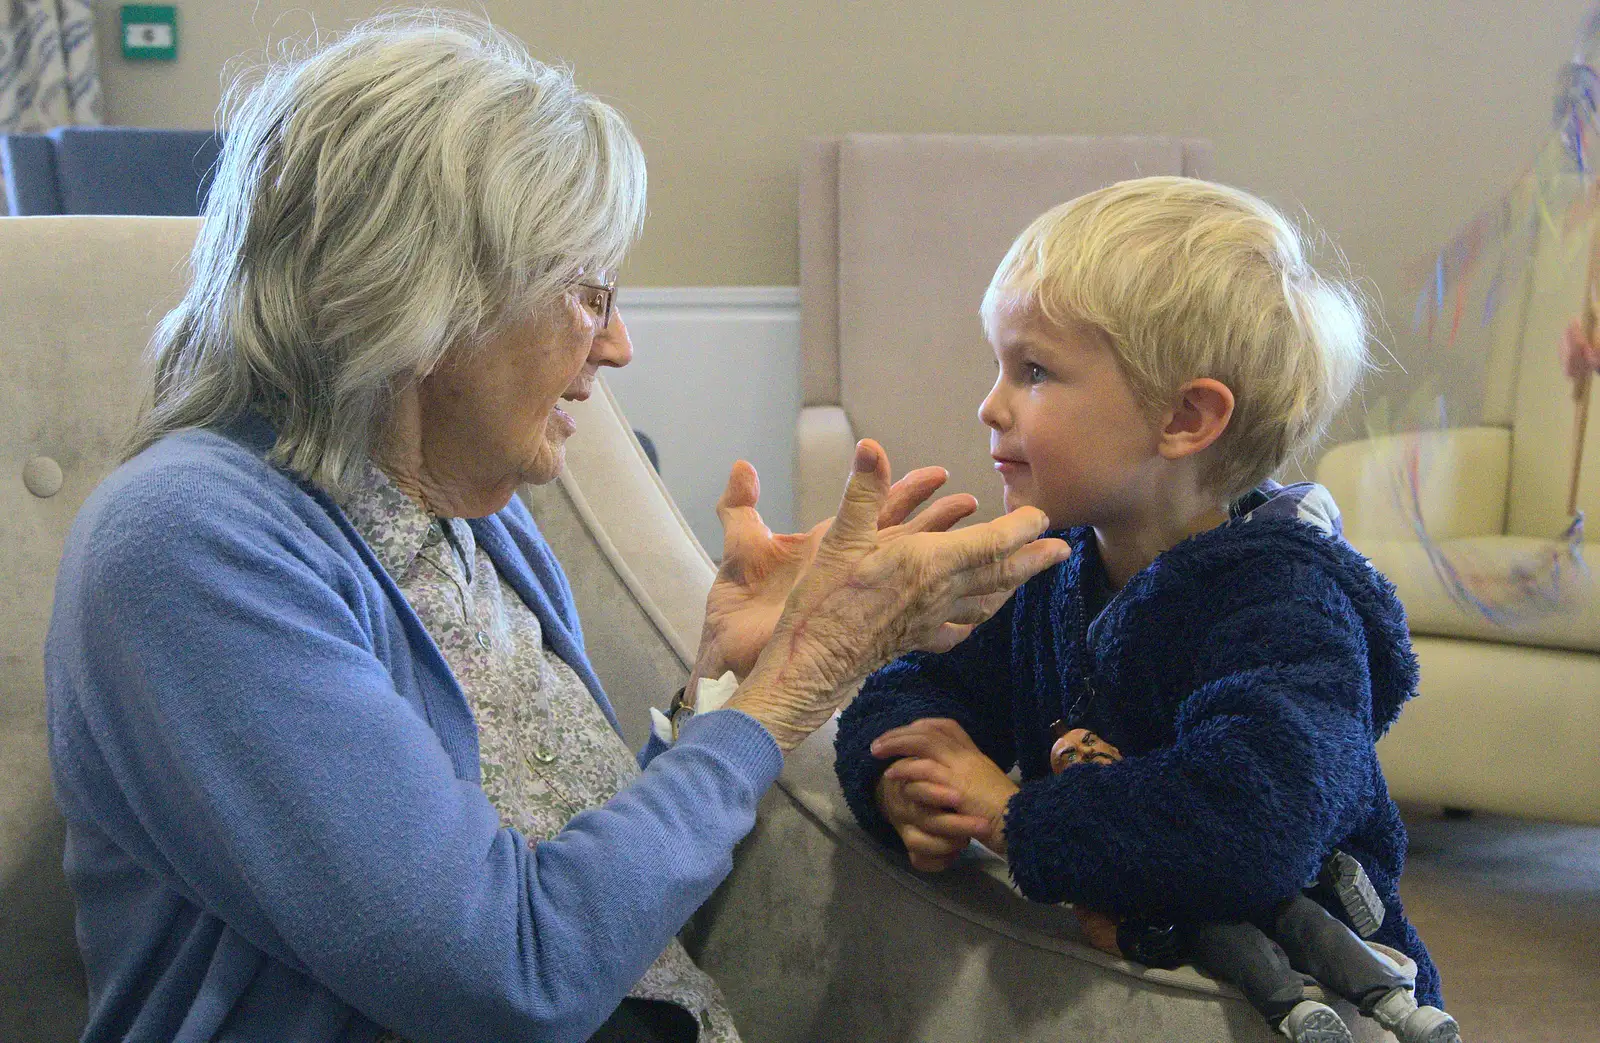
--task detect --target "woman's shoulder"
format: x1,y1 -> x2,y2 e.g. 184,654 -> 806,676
68,426 -> 350,586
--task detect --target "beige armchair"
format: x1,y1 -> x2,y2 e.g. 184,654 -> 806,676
1314,196 -> 1600,826
4,217 -> 1412,1042
796,133 -> 1214,528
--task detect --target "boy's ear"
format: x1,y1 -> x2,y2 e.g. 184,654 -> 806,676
1157,378 -> 1234,461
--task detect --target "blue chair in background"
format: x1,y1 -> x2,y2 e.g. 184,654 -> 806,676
0,126 -> 664,474
1,126 -> 221,216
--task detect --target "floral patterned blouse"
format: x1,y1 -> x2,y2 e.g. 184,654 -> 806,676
339,461 -> 740,1043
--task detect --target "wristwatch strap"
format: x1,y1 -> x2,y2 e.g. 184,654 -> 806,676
667,685 -> 694,742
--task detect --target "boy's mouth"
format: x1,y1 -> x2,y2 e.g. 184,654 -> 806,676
992,453 -> 1029,475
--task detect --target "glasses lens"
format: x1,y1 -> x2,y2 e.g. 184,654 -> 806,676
577,270 -> 615,329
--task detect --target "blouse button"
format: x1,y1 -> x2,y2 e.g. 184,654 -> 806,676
475,630 -> 491,650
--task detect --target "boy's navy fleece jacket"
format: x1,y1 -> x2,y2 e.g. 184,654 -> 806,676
834,484 -> 1441,1006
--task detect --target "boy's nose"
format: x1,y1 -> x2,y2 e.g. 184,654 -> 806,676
978,380 -> 1008,431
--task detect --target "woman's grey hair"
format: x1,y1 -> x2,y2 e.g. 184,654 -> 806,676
127,10 -> 648,492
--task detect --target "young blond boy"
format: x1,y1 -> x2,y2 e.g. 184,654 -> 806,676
833,178 -> 1452,1042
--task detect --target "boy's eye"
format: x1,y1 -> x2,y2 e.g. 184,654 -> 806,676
1025,363 -> 1047,385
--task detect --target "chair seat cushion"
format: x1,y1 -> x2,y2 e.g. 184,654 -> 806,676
1359,536 -> 1600,653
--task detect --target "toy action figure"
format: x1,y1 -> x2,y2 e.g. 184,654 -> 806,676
1051,728 -> 1462,1043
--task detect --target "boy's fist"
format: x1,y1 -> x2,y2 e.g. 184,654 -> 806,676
874,772 -> 986,872
872,718 -> 1020,856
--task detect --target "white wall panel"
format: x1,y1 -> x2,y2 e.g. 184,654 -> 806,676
607,287 -> 800,554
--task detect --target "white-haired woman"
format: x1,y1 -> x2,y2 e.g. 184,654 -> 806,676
43,13 -> 1068,1043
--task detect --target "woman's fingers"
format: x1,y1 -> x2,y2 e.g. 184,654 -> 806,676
951,538 -> 1072,600
896,492 -> 980,535
937,594 -> 1004,627
914,621 -> 976,654
941,506 -> 1054,569
820,440 -> 893,550
878,466 -> 950,528
714,459 -> 760,518
713,460 -> 771,562
1565,318 -> 1600,377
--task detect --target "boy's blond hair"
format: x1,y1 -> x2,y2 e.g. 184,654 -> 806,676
981,176 -> 1368,498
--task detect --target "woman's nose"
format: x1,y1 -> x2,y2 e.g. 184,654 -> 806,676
591,311 -> 633,369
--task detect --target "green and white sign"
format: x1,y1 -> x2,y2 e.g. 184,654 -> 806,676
121,5 -> 177,61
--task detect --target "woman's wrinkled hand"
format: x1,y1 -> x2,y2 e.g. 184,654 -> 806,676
695,456 -> 983,685
873,718 -> 1020,856
726,440 -> 1070,751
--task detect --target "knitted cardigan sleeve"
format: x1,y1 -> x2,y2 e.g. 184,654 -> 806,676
834,595 -> 1019,846
46,454 -> 781,1043
1004,566 -> 1381,923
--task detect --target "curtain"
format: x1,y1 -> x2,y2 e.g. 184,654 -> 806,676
0,0 -> 101,131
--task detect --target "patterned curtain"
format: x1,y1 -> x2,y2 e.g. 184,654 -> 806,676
0,0 -> 101,131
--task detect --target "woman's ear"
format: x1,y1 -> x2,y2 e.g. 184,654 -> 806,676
1157,378 -> 1234,461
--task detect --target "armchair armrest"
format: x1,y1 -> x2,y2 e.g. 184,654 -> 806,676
1314,426 -> 1512,544
795,406 -> 857,530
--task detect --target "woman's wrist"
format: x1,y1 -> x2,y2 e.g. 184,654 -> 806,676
722,655 -> 838,753
687,652 -> 730,701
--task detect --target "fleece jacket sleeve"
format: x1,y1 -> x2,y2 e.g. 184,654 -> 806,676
50,465 -> 781,1043
833,595 -> 1019,846
1004,574 -> 1381,923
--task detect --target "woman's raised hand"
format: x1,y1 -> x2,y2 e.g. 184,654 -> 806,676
726,440 -> 1071,751
695,455 -> 984,686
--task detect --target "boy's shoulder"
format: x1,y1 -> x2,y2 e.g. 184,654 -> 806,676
1154,509 -> 1405,643
1140,496 -> 1417,736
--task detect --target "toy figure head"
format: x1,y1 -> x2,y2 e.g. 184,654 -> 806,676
1049,727 -> 1123,773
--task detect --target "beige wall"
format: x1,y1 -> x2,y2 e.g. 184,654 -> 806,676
94,1 -> 1592,324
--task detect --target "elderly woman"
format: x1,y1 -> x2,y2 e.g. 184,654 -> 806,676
43,13 -> 1068,1043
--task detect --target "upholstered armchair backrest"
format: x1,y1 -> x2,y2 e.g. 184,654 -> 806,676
799,134 -> 1212,526
0,216 -> 713,1040
1501,184 -> 1600,539
0,216 -> 201,1040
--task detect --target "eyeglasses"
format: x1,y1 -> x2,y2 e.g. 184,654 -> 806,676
576,272 -> 616,330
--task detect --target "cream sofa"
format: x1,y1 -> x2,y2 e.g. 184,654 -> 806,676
3,216 -> 1413,1041
1313,194 -> 1600,827
795,133 -> 1213,529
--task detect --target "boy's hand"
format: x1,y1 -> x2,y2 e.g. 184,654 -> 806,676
873,718 -> 1020,856
874,772 -> 988,872
1072,907 -> 1125,957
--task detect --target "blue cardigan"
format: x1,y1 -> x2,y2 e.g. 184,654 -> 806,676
45,420 -> 781,1043
835,504 -> 1442,1007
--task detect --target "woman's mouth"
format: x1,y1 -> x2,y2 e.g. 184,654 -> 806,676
550,405 -> 577,437
992,455 -> 1029,476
